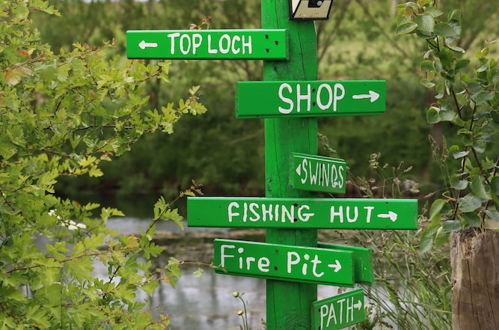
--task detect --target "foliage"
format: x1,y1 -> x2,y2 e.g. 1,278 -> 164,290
26,0 -> 458,202
0,0 -> 205,328
327,154 -> 451,329
395,0 -> 498,251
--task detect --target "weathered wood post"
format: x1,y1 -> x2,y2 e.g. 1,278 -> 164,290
262,0 -> 318,328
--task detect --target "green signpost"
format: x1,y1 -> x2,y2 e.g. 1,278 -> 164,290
213,239 -> 354,286
128,0 -> 419,328
312,289 -> 365,330
236,80 -> 386,118
290,153 -> 347,193
127,29 -> 288,60
187,197 -> 418,230
318,243 -> 373,284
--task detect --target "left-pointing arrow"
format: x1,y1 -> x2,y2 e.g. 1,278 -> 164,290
139,40 -> 158,50
295,163 -> 301,176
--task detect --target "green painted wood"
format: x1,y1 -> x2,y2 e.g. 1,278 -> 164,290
236,80 -> 386,118
187,197 -> 418,230
317,243 -> 374,284
126,29 -> 288,60
290,153 -> 347,194
262,0 -> 318,328
312,289 -> 365,330
213,239 -> 354,286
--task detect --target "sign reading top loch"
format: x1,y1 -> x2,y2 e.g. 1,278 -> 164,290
236,80 -> 385,118
312,289 -> 365,330
187,197 -> 418,230
127,30 -> 287,60
291,153 -> 346,194
214,239 -> 354,286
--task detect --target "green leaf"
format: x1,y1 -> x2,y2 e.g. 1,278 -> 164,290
442,220 -> 461,233
472,91 -> 494,105
434,22 -> 459,38
459,194 -> 482,213
470,176 -> 490,200
421,80 -> 435,88
450,177 -> 468,190
491,177 -> 499,196
485,210 -> 499,222
426,106 -> 440,124
396,22 -> 418,35
165,257 -> 181,288
421,60 -> 435,72
460,212 -> 481,227
420,225 -> 438,253
455,59 -> 470,72
453,150 -> 469,159
142,280 -> 159,296
416,15 -> 435,34
425,7 -> 443,18
193,268 -> 204,278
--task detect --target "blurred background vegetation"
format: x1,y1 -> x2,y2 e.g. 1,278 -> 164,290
34,0 -> 498,218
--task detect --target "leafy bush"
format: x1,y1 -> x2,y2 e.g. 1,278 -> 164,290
0,0 -> 205,327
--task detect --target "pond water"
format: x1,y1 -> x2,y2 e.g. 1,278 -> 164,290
100,217 -> 356,330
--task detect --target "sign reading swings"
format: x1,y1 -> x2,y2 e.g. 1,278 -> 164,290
291,153 -> 347,193
187,197 -> 418,230
127,29 -> 287,60
213,239 -> 354,286
236,80 -> 386,118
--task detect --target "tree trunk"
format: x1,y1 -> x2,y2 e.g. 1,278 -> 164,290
451,229 -> 499,330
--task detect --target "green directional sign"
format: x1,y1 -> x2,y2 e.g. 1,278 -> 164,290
318,243 -> 373,284
236,80 -> 385,118
126,29 -> 288,60
291,153 -> 347,194
312,289 -> 365,330
213,239 -> 354,286
187,197 -> 418,230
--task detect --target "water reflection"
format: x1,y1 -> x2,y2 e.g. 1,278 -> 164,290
101,217 -> 356,330
152,264 -> 266,330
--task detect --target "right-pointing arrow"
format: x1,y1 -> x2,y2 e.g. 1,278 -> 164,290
354,300 -> 363,310
352,90 -> 380,103
327,259 -> 342,273
378,211 -> 398,222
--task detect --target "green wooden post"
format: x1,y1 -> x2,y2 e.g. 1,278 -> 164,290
262,0 -> 318,328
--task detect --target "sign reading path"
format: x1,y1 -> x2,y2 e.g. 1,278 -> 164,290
127,29 -> 287,60
291,153 -> 347,194
236,80 -> 386,118
213,239 -> 354,286
312,289 -> 365,330
187,197 -> 418,230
